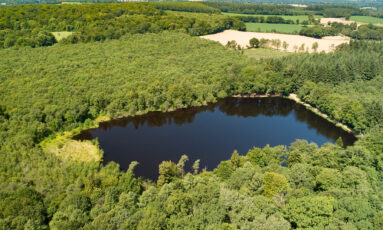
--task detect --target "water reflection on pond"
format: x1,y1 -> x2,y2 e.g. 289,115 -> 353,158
74,97 -> 356,180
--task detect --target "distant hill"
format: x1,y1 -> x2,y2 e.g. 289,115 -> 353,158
222,0 -> 383,9
1,0 -> 383,9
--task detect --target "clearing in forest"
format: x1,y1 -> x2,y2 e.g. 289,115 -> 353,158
246,23 -> 303,34
51,31 -> 73,41
244,48 -> 292,59
42,133 -> 102,162
201,30 -> 350,53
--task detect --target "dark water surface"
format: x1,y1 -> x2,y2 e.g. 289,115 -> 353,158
75,97 -> 356,180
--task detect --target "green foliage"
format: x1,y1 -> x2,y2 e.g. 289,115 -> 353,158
0,5 -> 383,228
374,211 -> 383,229
299,25 -> 326,38
192,159 -> 200,175
350,16 -> 383,24
204,2 -> 364,18
230,150 -> 241,169
348,24 -> 383,40
246,23 -> 303,34
247,147 -> 269,167
224,12 -> 321,22
0,188 -> 47,229
283,196 -> 334,228
232,15 -> 297,24
176,154 -> 189,176
153,2 -> 220,14
265,41 -> 383,132
315,168 -> 342,191
214,161 -> 234,180
0,32 -> 251,144
262,172 -> 290,198
0,3 -> 245,48
243,48 -> 291,60
50,193 -> 91,229
118,171 -> 141,194
157,161 -> 180,187
299,23 -> 383,40
249,37 -> 260,48
333,197 -> 374,229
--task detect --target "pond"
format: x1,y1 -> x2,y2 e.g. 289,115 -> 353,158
74,97 -> 356,180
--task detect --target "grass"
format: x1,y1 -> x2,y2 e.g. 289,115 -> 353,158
41,132 -> 102,162
350,16 -> 383,25
243,48 -> 291,59
94,115 -> 111,123
223,12 -> 322,22
52,31 -> 73,41
246,23 -> 303,34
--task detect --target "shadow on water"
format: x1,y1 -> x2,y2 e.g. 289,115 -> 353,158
74,97 -> 356,180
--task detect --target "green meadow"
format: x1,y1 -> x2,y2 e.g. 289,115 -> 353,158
350,16 -> 383,24
223,12 -> 322,22
246,23 -> 303,34
244,48 -> 292,59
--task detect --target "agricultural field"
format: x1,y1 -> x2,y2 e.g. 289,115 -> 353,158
350,15 -> 383,25
201,30 -> 350,53
320,17 -> 358,26
246,23 -> 304,34
320,16 -> 383,27
243,48 -> 292,59
223,12 -> 322,22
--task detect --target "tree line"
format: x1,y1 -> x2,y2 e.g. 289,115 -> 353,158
203,2 -> 366,17
232,15 -> 297,24
0,3 -> 245,48
152,2 -> 220,14
299,22 -> 383,40
1,31 -> 383,229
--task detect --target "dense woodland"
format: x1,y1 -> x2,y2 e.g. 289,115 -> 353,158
2,0 -> 383,10
221,0 -> 383,10
203,2 -> 365,17
1,2 -> 382,49
299,23 -> 383,40
1,2 -> 383,230
0,3 -> 244,48
230,15 -> 298,24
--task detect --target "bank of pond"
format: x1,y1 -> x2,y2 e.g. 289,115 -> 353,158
74,97 -> 356,180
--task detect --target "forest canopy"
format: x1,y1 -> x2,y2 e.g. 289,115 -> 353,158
1,2 -> 383,230
1,31 -> 383,229
0,3 -> 245,48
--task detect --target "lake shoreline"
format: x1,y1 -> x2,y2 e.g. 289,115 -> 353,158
231,93 -> 355,134
75,95 -> 356,178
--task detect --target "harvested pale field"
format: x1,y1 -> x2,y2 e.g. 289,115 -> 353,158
321,17 -> 383,27
320,17 -> 359,26
201,30 -> 350,53
288,4 -> 307,7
